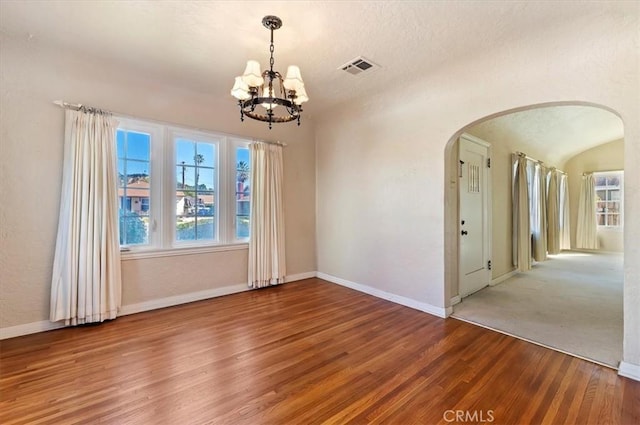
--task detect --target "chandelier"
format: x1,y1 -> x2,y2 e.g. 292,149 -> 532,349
230,15 -> 309,129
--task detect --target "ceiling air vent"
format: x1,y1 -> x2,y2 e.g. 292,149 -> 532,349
339,56 -> 379,75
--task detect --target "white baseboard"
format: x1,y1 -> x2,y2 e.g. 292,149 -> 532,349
317,272 -> 447,318
450,295 -> 462,306
491,269 -> 518,286
0,272 -> 317,340
119,283 -> 251,316
0,320 -> 67,340
618,361 -> 640,382
285,271 -> 317,282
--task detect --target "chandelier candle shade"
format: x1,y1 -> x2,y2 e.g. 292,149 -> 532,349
231,16 -> 309,128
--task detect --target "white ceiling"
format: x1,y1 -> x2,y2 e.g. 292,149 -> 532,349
0,1 -> 628,159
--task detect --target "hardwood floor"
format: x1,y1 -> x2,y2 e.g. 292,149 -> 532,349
1,279 -> 638,425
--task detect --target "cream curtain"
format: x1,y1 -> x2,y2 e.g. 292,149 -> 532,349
248,142 -> 286,288
576,173 -> 599,249
531,163 -> 547,262
546,169 -> 560,255
559,174 -> 571,250
50,109 -> 122,325
512,154 -> 531,271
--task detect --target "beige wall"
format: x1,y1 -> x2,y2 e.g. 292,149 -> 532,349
0,35 -> 316,329
315,13 -> 640,368
564,139 -> 624,252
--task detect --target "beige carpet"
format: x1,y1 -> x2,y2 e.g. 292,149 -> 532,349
452,251 -> 623,368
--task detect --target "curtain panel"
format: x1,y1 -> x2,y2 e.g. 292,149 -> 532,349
576,173 -> 599,249
50,109 -> 122,325
248,142 -> 286,288
546,169 -> 561,255
559,174 -> 571,250
531,163 -> 548,262
512,154 -> 531,271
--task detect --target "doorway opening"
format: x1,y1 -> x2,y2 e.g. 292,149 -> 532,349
443,102 -> 625,368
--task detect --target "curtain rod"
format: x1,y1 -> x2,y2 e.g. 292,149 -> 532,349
584,169 -> 623,175
253,140 -> 288,147
53,100 -> 287,147
513,152 -> 566,175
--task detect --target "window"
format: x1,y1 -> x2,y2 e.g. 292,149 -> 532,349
235,146 -> 251,239
595,171 -> 623,228
117,129 -> 151,246
175,137 -> 217,242
115,118 -> 251,252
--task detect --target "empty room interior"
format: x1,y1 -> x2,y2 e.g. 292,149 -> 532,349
1,1 -> 639,424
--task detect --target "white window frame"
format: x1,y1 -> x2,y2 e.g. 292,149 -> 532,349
594,170 -> 624,230
117,118 -> 164,250
168,127 -> 223,248
116,117 -> 252,257
228,138 -> 251,244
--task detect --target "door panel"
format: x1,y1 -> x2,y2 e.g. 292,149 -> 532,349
459,135 -> 491,297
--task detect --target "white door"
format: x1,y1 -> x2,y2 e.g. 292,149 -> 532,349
459,134 -> 491,297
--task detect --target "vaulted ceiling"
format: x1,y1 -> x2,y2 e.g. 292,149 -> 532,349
0,1 -> 629,159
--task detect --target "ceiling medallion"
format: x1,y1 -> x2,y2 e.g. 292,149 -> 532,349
230,15 -> 308,129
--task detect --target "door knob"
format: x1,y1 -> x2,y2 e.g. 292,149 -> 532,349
461,230 -> 468,236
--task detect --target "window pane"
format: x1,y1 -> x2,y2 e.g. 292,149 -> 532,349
176,165 -> 196,190
174,138 -> 217,244
176,216 -> 196,241
596,190 -> 606,201
597,214 -> 605,226
197,168 -> 215,191
196,143 -> 215,168
595,176 -> 607,186
117,129 -> 151,246
176,139 -> 195,165
126,132 -> 150,160
607,176 -> 620,186
236,216 -> 250,238
117,130 -> 125,156
609,189 -> 620,201
608,201 -> 620,213
118,159 -> 125,187
196,217 -> 215,240
236,147 -> 251,239
609,214 -> 620,226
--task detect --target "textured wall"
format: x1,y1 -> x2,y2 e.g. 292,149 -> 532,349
0,35 -> 317,329
315,10 -> 640,367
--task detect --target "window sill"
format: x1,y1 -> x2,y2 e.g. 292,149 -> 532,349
120,243 -> 248,261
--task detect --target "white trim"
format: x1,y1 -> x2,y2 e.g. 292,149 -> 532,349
119,283 -> 250,316
285,271 -> 317,282
618,361 -> 640,382
450,295 -> 462,305
0,320 -> 66,340
1,272 -> 317,340
317,272 -> 448,318
490,269 -> 518,286
121,243 -> 248,261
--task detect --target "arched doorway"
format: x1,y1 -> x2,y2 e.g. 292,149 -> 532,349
444,102 -> 625,368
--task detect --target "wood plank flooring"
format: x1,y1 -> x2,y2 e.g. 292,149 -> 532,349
1,279 -> 638,424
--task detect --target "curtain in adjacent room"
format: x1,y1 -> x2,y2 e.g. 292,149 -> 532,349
50,108 -> 122,325
531,163 -> 548,262
546,169 -> 561,255
512,154 -> 531,271
248,142 -> 286,288
576,173 -> 599,249
559,174 -> 571,250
